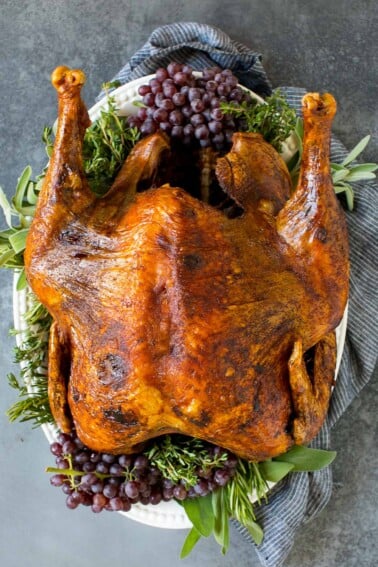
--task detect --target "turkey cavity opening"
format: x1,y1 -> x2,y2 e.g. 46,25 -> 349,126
135,144 -> 244,219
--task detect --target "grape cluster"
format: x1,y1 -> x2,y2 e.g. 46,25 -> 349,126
127,63 -> 253,151
49,431 -> 237,513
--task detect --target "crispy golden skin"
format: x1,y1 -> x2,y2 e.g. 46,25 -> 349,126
24,68 -> 349,460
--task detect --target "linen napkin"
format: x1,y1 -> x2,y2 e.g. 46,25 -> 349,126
99,22 -> 378,567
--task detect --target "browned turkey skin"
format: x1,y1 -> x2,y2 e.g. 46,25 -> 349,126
24,67 -> 349,461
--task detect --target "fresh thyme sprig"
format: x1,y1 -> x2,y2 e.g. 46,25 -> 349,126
82,94 -> 140,195
220,90 -> 297,151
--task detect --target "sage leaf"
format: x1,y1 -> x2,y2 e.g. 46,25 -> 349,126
13,166 -> 32,212
180,527 -> 202,559
16,268 -> 27,291
9,228 -> 29,254
181,494 -> 214,537
341,135 -> 370,166
0,186 -> 13,227
345,171 -> 376,183
258,460 -> 294,482
275,445 -> 337,471
212,489 -> 230,554
332,168 -> 349,183
245,518 -> 264,545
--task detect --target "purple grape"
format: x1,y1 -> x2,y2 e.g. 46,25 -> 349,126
171,125 -> 184,138
149,78 -> 162,95
173,72 -> 189,86
62,440 -> 76,454
74,451 -> 89,465
163,84 -> 177,98
208,120 -> 223,134
214,469 -> 231,487
81,473 -> 98,487
172,92 -> 186,106
167,62 -> 182,77
155,67 -> 169,82
190,113 -> 205,127
160,98 -> 175,112
210,107 -> 224,121
109,463 -> 124,476
188,87 -> 202,101
159,121 -> 172,134
118,454 -> 133,468
173,485 -> 188,501
95,462 -> 109,475
193,479 -> 209,496
143,92 -> 155,107
181,105 -> 193,119
169,110 -> 184,126
124,480 -> 140,499
103,483 -> 118,499
109,497 -> 125,511
140,119 -> 157,136
194,125 -> 209,140
50,474 -> 65,487
133,455 -> 149,470
153,108 -> 169,123
50,442 -> 63,457
66,494 -> 80,509
190,99 -> 205,113
154,92 -> 165,108
82,462 -> 96,473
57,433 -> 71,445
150,490 -> 162,505
91,480 -> 105,494
138,84 -> 151,96
217,83 -> 231,97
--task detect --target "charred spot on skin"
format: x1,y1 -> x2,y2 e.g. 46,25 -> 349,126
188,410 -> 211,428
315,226 -> 328,243
103,408 -> 139,426
98,354 -> 129,390
71,387 -> 80,403
59,228 -> 84,245
183,254 -> 203,270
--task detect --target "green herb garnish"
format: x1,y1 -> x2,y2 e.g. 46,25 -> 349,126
179,445 -> 337,556
82,96 -> 140,194
220,90 -> 297,151
145,435 -> 228,487
7,296 -> 52,427
0,77 -> 372,559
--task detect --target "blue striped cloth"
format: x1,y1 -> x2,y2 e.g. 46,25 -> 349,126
101,22 -> 378,567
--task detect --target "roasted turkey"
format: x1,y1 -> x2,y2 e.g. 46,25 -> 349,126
24,66 -> 349,461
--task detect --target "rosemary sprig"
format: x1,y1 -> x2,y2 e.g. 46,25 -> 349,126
7,293 -> 53,427
145,435 -> 228,487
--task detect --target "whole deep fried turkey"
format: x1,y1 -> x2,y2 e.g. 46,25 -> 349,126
24,67 -> 349,461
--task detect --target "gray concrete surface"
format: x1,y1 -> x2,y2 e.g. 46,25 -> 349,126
0,1 -> 377,566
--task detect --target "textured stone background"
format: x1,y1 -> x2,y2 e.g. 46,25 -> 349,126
0,2 -> 377,566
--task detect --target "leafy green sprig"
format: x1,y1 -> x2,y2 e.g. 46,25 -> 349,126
220,90 -> 297,151
82,95 -> 140,195
7,295 -> 53,427
287,119 -> 377,210
145,435 -> 228,487
180,446 -> 337,557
